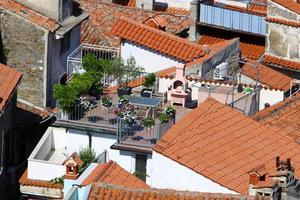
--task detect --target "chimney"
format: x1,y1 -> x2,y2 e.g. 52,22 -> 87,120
249,172 -> 260,185
16,0 -> 73,23
264,103 -> 270,109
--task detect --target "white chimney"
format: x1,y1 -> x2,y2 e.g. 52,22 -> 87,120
16,0 -> 73,23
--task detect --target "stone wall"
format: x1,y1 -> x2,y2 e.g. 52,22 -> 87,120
0,11 -> 47,107
186,39 -> 240,79
268,1 -> 300,21
266,22 -> 300,61
266,1 -> 300,61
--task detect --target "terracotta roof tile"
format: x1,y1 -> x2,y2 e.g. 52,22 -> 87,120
19,169 -> 63,189
241,60 -> 292,91
89,183 -> 253,200
266,16 -> 300,28
223,3 -> 267,16
198,35 -> 265,60
82,161 -> 149,189
77,0 -> 191,47
0,64 -> 22,111
153,4 -> 190,15
0,0 -> 60,32
263,54 -> 300,71
153,97 -> 300,195
271,0 -> 300,15
62,152 -> 84,167
252,93 -> 300,142
112,17 -> 205,62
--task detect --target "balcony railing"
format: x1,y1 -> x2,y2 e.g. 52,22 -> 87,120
116,117 -> 175,148
67,43 -> 120,78
199,4 -> 266,35
55,99 -> 119,129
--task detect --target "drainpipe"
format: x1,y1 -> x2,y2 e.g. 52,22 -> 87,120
189,0 -> 200,41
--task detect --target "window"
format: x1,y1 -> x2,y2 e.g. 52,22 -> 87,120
135,154 -> 147,182
61,31 -> 70,54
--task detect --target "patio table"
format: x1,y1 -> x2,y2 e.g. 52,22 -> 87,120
126,95 -> 162,118
126,95 -> 162,107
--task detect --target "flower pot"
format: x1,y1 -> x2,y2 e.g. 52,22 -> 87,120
118,87 -> 132,97
141,88 -> 154,97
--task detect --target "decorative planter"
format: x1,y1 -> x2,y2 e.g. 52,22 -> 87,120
141,88 -> 154,97
117,87 -> 132,97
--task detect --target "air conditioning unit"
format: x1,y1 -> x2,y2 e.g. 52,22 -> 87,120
213,62 -> 228,80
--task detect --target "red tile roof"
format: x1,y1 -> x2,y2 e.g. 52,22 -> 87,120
153,97 -> 300,195
77,0 -> 191,47
241,61 -> 292,91
62,152 -> 84,167
89,183 -> 253,200
263,55 -> 300,71
223,3 -> 267,16
19,169 -> 63,189
82,161 -> 149,189
198,35 -> 265,60
0,0 -> 60,32
252,93 -> 300,142
271,0 -> 300,15
111,17 -> 206,62
0,64 -> 22,111
153,4 -> 190,15
266,16 -> 300,28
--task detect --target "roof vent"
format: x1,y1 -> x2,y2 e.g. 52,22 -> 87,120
213,62 -> 228,80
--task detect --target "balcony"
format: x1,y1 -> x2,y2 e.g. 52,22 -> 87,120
198,3 -> 266,35
54,91 -> 177,151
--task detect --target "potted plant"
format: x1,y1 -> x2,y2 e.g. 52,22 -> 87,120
141,73 -> 156,97
165,106 -> 176,118
102,96 -> 112,108
119,95 -> 129,105
159,113 -> 170,123
143,117 -> 155,129
123,110 -> 137,125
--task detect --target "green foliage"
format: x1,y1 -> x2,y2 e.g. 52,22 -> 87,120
133,171 -> 149,182
143,117 -> 155,128
114,56 -> 144,88
119,96 -> 129,105
102,96 -> 112,107
143,73 -> 156,88
53,84 -> 77,113
159,113 -> 170,123
78,146 -> 96,168
165,106 -> 176,117
50,176 -> 64,184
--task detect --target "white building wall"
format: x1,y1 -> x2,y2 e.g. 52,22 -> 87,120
66,129 -> 90,155
28,160 -> 65,181
149,151 -> 238,194
121,41 -> 184,73
259,89 -> 284,110
66,129 -> 152,180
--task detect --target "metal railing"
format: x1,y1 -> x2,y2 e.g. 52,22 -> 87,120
117,117 -> 175,148
228,90 -> 258,116
55,100 -> 119,128
67,43 -> 120,78
199,4 -> 266,35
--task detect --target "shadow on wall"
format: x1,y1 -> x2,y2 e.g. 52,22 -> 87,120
0,31 -> 7,64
